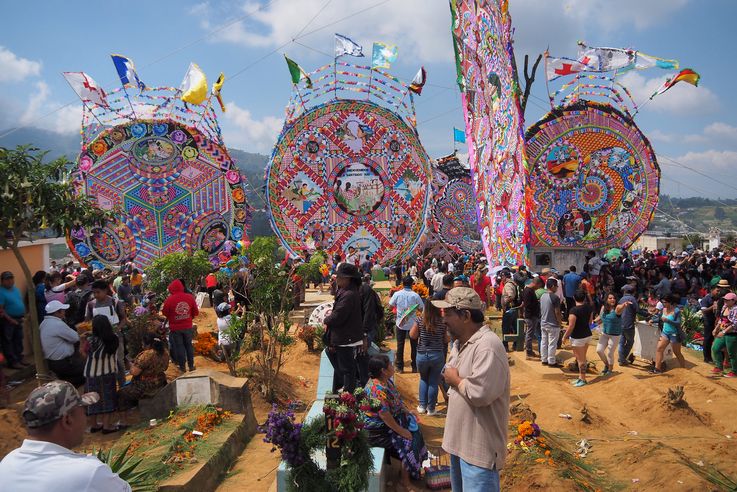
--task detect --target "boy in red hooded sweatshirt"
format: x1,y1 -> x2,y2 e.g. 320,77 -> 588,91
162,279 -> 199,372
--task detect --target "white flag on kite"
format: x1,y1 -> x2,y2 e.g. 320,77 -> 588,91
62,72 -> 109,107
335,33 -> 364,58
577,43 -> 635,72
546,57 -> 588,81
179,63 -> 208,105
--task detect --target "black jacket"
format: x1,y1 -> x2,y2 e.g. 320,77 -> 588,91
325,285 -> 363,346
359,283 -> 380,341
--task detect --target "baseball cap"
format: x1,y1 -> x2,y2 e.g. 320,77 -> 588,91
1,271 -> 14,280
22,381 -> 99,428
216,302 -> 231,315
725,292 -> 737,301
431,287 -> 485,311
45,300 -> 70,314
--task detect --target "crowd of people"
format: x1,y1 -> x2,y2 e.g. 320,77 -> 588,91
323,253 -> 510,491
1,243 -> 736,491
321,245 -> 737,490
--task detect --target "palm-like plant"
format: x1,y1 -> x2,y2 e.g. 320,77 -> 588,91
95,444 -> 157,491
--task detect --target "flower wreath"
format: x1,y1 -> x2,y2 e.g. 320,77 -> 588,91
262,389 -> 380,491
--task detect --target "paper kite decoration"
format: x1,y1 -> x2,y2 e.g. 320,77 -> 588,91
267,99 -> 432,263
422,153 -> 481,257
450,0 -> 529,268
525,100 -> 660,249
66,80 -> 249,269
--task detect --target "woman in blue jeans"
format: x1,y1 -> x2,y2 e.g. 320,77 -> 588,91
410,300 -> 449,416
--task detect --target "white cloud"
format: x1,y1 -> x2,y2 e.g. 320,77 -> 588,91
618,71 -> 718,115
645,122 -> 737,148
704,122 -> 737,141
18,81 -> 81,135
557,0 -> 689,31
0,46 -> 41,82
668,149 -> 737,172
220,101 -> 283,153
193,0 -> 689,66
657,149 -> 737,197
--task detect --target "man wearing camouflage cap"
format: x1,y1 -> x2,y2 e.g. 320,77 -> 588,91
0,380 -> 131,491
433,287 -> 509,492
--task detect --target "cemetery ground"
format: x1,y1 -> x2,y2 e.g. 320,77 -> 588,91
2,285 -> 737,490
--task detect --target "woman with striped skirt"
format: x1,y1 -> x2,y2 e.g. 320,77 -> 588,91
82,315 -> 120,433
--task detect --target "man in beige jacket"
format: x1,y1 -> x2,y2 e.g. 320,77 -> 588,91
433,287 -> 510,492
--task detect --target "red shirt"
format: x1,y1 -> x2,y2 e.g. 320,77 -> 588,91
162,279 -> 199,331
470,274 -> 491,303
205,273 -> 218,289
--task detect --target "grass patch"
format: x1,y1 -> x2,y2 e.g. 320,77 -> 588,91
88,405 -> 239,486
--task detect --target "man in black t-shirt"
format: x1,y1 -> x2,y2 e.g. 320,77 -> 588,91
521,277 -> 543,358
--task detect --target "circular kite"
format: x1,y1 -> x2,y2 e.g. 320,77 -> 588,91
68,120 -> 250,269
266,99 -> 432,263
425,154 -> 481,256
525,100 -> 660,249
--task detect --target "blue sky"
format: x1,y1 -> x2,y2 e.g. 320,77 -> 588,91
1,0 -> 736,198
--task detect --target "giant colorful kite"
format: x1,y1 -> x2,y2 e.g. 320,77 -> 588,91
266,58 -> 432,263
526,101 -> 660,249
450,0 -> 529,268
65,62 -> 249,269
423,153 -> 481,256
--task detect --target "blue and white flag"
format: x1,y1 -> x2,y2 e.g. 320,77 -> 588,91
371,42 -> 398,69
111,54 -> 146,91
335,33 -> 364,58
453,127 -> 466,143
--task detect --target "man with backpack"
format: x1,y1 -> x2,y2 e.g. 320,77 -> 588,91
85,280 -> 127,385
63,275 -> 93,329
357,274 -> 383,386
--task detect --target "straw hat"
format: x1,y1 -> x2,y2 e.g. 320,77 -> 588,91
717,279 -> 731,289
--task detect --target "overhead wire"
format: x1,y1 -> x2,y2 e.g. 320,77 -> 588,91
0,0 -> 282,142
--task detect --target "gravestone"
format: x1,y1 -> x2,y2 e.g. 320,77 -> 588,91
176,376 -> 212,406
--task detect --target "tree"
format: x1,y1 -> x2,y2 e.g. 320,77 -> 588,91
0,146 -> 111,378
239,236 -> 295,401
715,206 -> 726,220
144,250 -> 212,300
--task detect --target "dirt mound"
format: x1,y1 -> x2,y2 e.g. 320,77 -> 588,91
0,408 -> 25,459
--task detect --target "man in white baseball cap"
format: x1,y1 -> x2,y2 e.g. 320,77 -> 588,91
40,300 -> 85,387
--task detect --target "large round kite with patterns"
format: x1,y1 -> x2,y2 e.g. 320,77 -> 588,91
266,99 -> 432,263
428,153 -> 481,255
525,100 -> 660,249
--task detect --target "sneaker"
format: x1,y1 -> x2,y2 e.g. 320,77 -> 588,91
570,378 -> 581,385
649,368 -> 662,375
549,362 -> 564,368
711,367 -> 723,374
601,368 -> 611,376
416,405 -> 427,414
541,361 -> 549,366
573,379 -> 587,387
426,408 -> 441,416
724,372 -> 736,378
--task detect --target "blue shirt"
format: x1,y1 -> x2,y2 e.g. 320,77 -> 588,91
618,294 -> 638,330
0,285 -> 25,317
562,272 -> 581,298
600,309 -> 623,336
388,288 -> 423,330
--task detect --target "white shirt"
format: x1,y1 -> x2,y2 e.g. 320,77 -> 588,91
431,272 -> 445,292
448,262 -> 455,273
217,315 -> 232,345
40,316 -> 79,360
0,439 -> 131,492
424,267 -> 436,281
